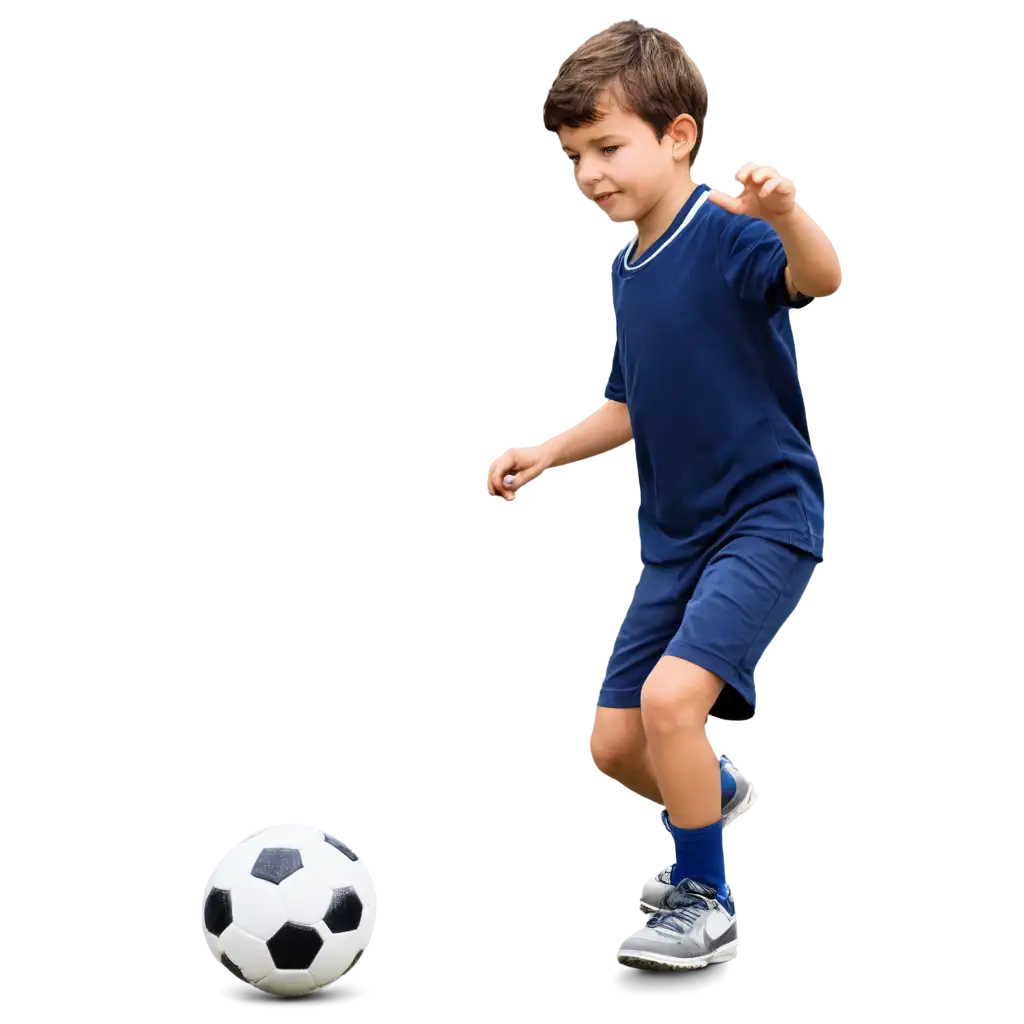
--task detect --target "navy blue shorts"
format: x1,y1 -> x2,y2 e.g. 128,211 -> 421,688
598,534 -> 818,720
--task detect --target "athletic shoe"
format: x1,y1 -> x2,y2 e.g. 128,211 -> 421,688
619,878 -> 737,971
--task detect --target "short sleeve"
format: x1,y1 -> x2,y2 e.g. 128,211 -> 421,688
598,258 -> 622,401
598,331 -> 622,403
717,214 -> 814,310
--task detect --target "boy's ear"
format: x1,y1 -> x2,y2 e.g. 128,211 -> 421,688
667,113 -> 700,158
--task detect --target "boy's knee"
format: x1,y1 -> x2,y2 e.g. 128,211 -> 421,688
585,708 -> 638,778
640,662 -> 719,734
581,729 -> 634,774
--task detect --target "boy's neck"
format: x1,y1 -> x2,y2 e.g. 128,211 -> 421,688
634,174 -> 699,259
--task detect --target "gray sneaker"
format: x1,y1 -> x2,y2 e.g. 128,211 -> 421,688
619,878 -> 738,971
639,755 -> 756,913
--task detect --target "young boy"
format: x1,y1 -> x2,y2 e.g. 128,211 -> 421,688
487,20 -> 839,971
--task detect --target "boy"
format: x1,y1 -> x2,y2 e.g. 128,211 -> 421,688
487,20 -> 839,971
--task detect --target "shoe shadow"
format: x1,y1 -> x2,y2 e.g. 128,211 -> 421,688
613,961 -> 732,988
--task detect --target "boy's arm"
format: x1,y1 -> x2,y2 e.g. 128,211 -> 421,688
708,161 -> 843,301
544,399 -> 632,468
496,296 -> 632,496
526,259 -> 634,470
773,204 -> 842,299
546,337 -> 631,466
489,399 -> 631,501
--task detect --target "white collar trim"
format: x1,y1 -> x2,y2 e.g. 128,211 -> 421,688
623,188 -> 712,271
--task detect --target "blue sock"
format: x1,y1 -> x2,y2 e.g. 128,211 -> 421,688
719,758 -> 736,805
665,816 -> 726,892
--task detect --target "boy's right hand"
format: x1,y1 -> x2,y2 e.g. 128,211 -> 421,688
487,445 -> 551,501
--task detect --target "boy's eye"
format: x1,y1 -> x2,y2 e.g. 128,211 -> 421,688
601,146 -> 619,155
568,154 -> 580,163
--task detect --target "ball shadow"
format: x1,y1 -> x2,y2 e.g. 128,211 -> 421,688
214,950 -> 370,1007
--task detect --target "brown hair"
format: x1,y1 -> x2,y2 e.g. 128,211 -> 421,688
542,20 -> 708,167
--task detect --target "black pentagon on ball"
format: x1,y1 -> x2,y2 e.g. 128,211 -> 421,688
267,922 -> 323,970
340,948 -> 364,977
251,847 -> 303,885
324,885 -> 363,933
221,953 -> 248,982
323,833 -> 358,861
204,888 -> 232,936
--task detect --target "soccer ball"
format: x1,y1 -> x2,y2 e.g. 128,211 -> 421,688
201,823 -> 376,996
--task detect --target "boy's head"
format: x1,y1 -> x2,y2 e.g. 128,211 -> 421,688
543,20 -> 707,223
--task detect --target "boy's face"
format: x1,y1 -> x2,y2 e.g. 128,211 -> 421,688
557,93 -> 692,224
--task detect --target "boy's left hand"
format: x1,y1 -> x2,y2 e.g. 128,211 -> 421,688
707,164 -> 796,223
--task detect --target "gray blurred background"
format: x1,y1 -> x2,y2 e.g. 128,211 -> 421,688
4,9 -> 1019,1024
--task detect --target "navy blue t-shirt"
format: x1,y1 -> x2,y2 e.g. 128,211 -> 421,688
605,182 -> 824,566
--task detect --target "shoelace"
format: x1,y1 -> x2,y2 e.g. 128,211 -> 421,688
648,879 -> 725,934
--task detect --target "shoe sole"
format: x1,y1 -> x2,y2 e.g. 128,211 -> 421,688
618,939 -> 738,971
637,784 -> 758,914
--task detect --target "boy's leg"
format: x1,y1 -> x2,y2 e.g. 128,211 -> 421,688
590,707 -> 663,803
618,539 -> 817,969
594,561 -> 685,805
638,745 -> 761,913
640,657 -> 724,828
585,561 -> 761,815
590,705 -> 725,807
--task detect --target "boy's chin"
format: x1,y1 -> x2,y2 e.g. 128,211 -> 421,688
601,204 -> 633,222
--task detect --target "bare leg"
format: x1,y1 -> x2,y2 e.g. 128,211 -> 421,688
640,656 -> 723,828
590,704 -> 715,806
590,706 -> 663,804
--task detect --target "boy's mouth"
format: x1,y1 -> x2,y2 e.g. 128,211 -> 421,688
595,191 -> 620,204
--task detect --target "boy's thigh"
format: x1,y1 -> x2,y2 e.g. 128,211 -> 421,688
664,534 -> 817,719
598,562 -> 701,709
